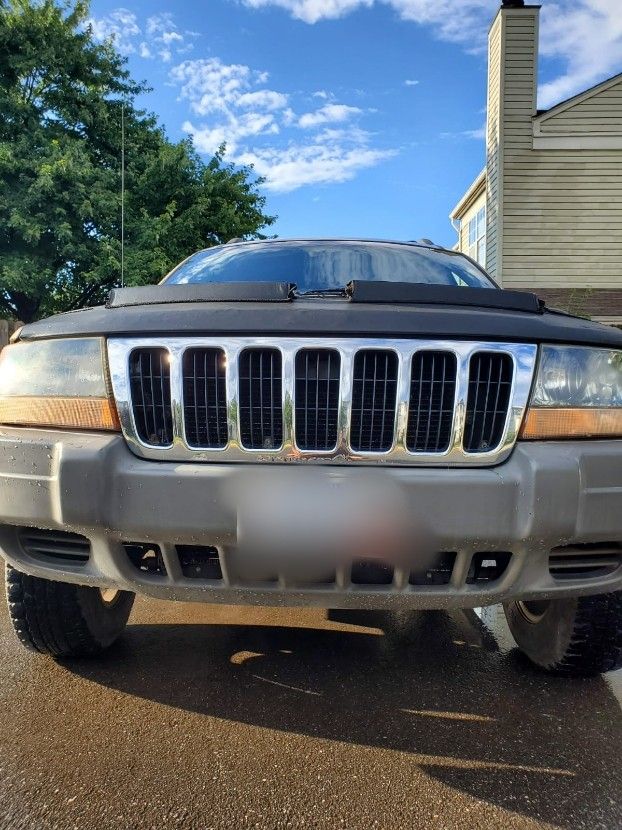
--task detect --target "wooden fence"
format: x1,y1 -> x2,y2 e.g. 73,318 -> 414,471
0,320 -> 23,351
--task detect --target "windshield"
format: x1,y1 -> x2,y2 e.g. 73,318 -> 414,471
163,240 -> 495,291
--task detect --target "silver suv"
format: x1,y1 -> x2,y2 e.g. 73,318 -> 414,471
1,239 -> 621,676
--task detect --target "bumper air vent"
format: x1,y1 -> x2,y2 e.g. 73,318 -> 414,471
351,560 -> 394,585
123,542 -> 166,576
549,543 -> 622,580
19,528 -> 90,564
466,552 -> 512,584
409,552 -> 457,586
176,545 -> 223,580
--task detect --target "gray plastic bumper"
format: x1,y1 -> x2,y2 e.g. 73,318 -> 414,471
0,427 -> 621,609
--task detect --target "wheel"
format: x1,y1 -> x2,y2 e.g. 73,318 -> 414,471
5,564 -> 135,658
503,591 -> 622,677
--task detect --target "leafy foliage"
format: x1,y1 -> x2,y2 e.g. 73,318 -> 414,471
0,0 -> 275,322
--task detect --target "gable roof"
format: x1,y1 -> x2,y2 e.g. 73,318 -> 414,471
449,169 -> 486,220
534,72 -> 622,124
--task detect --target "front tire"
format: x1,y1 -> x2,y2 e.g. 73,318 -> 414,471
5,564 -> 134,658
504,591 -> 622,677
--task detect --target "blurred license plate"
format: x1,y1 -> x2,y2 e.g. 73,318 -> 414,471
233,469 -> 410,560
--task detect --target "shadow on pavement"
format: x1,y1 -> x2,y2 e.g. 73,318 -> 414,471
64,606 -> 622,828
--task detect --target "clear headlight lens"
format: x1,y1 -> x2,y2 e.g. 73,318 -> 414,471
521,345 -> 622,439
0,338 -> 120,431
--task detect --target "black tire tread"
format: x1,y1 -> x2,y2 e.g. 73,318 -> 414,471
5,565 -> 129,658
549,591 -> 622,677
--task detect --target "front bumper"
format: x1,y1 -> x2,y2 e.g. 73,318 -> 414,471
0,427 -> 621,609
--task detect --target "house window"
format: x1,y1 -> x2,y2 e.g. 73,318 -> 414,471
468,206 -> 486,267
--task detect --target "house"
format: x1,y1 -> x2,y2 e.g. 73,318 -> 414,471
450,0 -> 622,324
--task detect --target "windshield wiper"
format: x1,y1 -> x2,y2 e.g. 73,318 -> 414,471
293,287 -> 349,299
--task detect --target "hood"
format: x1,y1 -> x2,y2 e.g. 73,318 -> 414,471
16,291 -> 622,349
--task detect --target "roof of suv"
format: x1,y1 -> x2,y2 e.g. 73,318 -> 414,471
223,237 -> 448,251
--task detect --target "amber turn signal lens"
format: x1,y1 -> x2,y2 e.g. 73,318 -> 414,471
520,407 -> 622,440
0,396 -> 121,432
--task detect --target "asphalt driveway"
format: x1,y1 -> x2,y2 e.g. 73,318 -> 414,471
0,580 -> 620,830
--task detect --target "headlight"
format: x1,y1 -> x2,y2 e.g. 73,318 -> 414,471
521,345 -> 622,439
0,338 -> 120,431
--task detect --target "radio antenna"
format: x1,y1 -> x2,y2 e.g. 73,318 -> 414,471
120,99 -> 125,288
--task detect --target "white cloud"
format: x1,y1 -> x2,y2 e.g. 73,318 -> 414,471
298,103 -> 362,128
87,8 -> 140,54
242,0 -> 372,23
241,0 -> 489,44
404,79 -> 419,86
184,112 -> 279,155
236,142 -> 397,191
169,54 -> 395,191
240,0 -> 622,108
171,58 -> 260,114
237,90 -> 290,110
538,1 -> 622,108
88,8 -> 197,62
173,58 -> 290,155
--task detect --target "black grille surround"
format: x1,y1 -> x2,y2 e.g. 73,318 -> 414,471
111,338 -> 535,466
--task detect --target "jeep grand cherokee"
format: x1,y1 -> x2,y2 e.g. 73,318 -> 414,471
1,239 -> 621,676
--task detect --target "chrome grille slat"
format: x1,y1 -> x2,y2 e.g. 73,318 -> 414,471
128,347 -> 173,447
109,338 -> 538,466
407,351 -> 457,453
295,349 -> 340,451
239,348 -> 283,450
464,352 -> 514,454
351,349 -> 398,452
183,348 -> 228,448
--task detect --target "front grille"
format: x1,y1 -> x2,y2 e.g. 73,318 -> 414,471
183,348 -> 228,448
407,351 -> 457,453
110,338 -> 536,466
129,348 -> 173,446
239,348 -> 283,449
295,349 -> 340,450
463,352 -> 513,453
350,350 -> 398,452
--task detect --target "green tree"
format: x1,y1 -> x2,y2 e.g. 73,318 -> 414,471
0,0 -> 275,322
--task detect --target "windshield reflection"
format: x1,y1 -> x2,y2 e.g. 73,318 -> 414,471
164,241 -> 494,291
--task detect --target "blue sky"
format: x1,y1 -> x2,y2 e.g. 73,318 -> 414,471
89,0 -> 622,248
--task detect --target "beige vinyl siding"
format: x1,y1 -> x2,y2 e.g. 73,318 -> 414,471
484,14 -> 502,279
502,151 -> 622,288
451,5 -> 622,314
539,81 -> 622,134
494,9 -> 622,292
485,8 -> 539,283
